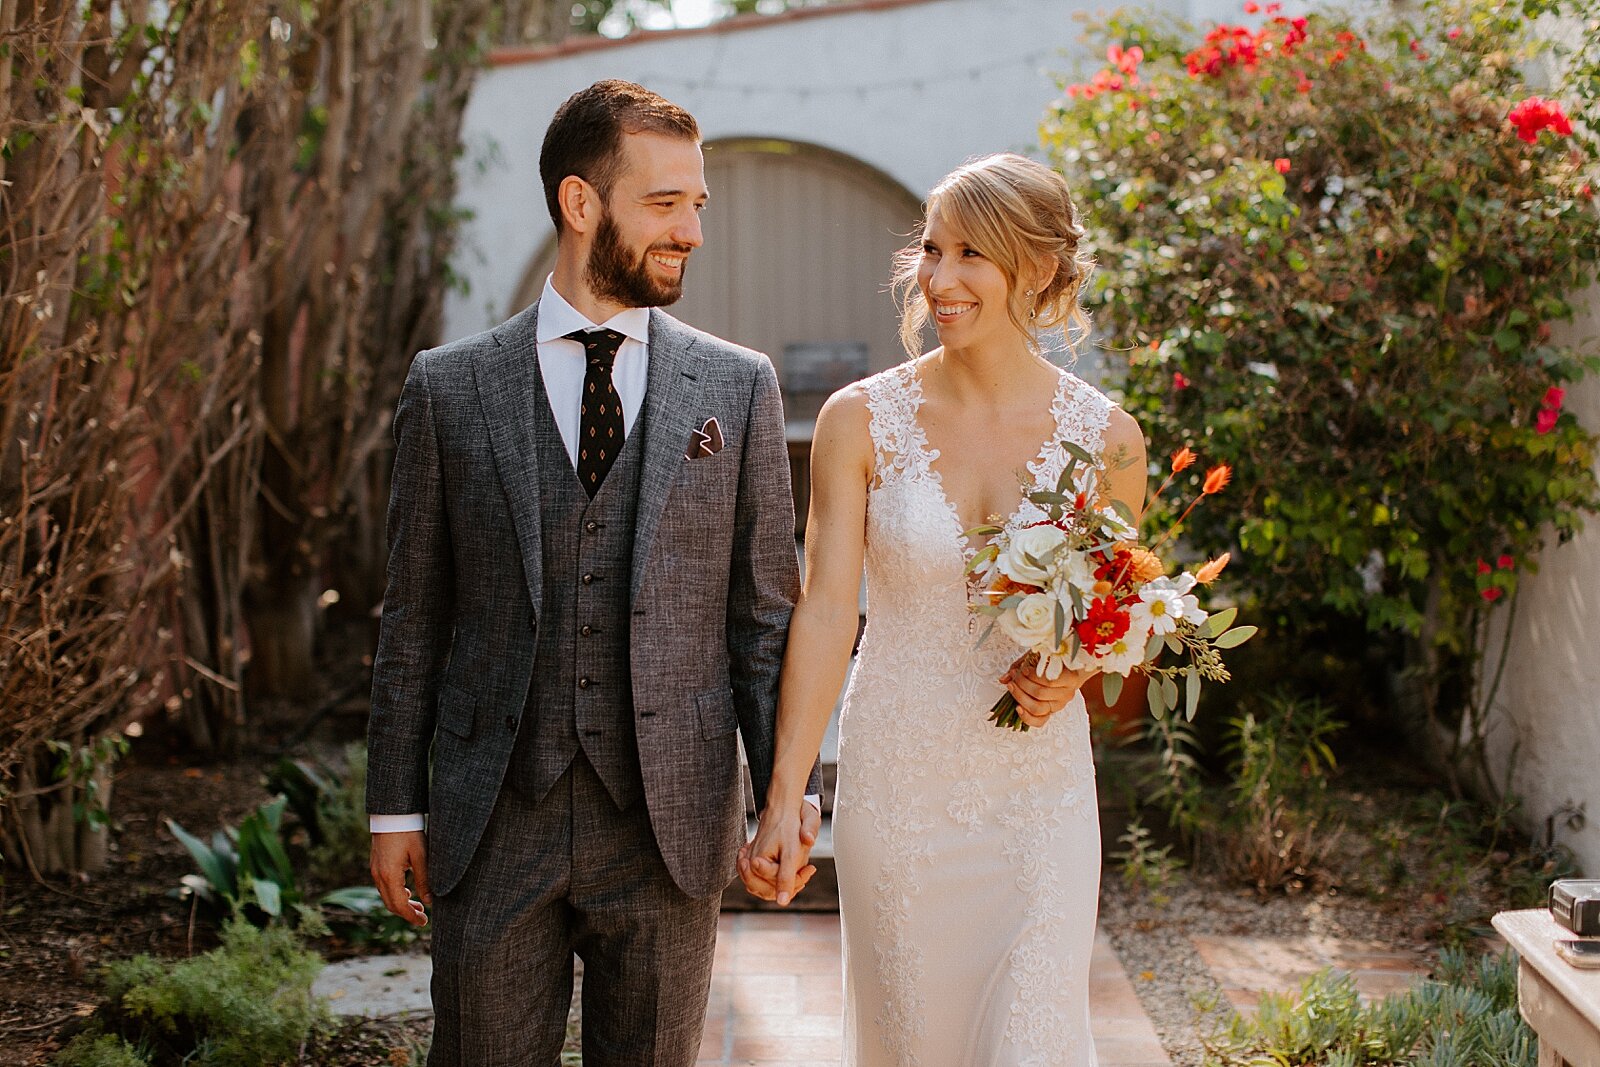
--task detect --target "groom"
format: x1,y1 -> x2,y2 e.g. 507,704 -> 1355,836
366,80 -> 820,1065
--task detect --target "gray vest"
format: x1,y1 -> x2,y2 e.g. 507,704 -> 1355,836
504,358 -> 645,810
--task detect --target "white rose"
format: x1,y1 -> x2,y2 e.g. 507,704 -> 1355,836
997,592 -> 1059,650
999,524 -> 1067,586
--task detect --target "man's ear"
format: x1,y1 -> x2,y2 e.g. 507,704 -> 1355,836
559,175 -> 598,235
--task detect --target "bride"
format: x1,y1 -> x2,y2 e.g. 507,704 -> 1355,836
739,153 -> 1146,1065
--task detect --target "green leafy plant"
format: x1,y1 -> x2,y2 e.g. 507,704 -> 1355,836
169,796 -> 302,924
1041,0 -> 1600,796
52,1032 -> 151,1067
1215,694 -> 1342,893
85,919 -> 328,1067
1205,947 -> 1532,1065
1113,818 -> 1186,903
264,742 -> 370,885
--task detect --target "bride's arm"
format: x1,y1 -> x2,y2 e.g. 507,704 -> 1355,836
1103,406 -> 1148,526
739,385 -> 872,905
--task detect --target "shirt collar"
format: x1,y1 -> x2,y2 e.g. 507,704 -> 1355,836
535,275 -> 651,347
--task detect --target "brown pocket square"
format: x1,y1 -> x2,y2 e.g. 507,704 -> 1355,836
686,416 -> 724,460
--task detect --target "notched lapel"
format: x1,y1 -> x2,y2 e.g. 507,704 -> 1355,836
630,310 -> 704,601
476,303 -> 544,621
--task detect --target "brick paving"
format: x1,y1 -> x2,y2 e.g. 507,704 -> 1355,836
697,911 -> 1171,1066
1188,934 -> 1430,1017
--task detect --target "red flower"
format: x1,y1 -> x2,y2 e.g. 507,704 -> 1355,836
1544,386 -> 1566,410
1243,1 -> 1259,12
1274,157 -> 1292,173
1497,554 -> 1515,571
1447,26 -> 1462,39
1408,38 -> 1429,60
1536,407 -> 1560,435
1265,2 -> 1282,11
1076,595 -> 1132,653
1109,43 -> 1145,74
1173,371 -> 1191,390
1171,446 -> 1198,473
1508,97 -> 1574,144
1477,559 -> 1492,575
1202,465 -> 1233,495
1481,587 -> 1504,602
1582,183 -> 1594,200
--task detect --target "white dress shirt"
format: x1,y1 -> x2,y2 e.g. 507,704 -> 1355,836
371,276 -> 816,834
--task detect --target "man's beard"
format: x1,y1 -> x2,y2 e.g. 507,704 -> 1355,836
585,212 -> 691,309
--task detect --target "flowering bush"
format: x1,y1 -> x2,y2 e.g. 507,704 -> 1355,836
1041,0 -> 1600,784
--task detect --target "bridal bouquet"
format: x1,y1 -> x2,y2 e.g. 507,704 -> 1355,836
966,445 -> 1254,730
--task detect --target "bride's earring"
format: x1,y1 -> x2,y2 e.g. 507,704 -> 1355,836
1025,289 -> 1037,322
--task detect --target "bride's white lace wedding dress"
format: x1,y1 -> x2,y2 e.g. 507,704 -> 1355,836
833,359 -> 1112,1066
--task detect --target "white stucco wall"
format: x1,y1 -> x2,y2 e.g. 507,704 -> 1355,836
1482,292 -> 1600,875
445,0 -> 1258,339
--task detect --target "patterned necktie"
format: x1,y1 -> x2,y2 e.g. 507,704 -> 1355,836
567,328 -> 627,496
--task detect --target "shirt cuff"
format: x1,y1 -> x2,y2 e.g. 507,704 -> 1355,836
803,794 -> 822,814
370,813 -> 426,833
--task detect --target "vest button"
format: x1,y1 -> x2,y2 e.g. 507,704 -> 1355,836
585,520 -> 598,532
578,676 -> 591,689
580,625 -> 593,637
581,573 -> 594,585
504,715 -> 516,733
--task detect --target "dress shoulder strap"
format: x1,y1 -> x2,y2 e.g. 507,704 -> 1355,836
861,361 -> 930,491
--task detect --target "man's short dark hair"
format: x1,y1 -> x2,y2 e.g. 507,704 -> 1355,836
540,80 -> 701,233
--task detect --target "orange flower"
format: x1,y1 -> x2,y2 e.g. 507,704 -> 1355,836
1126,546 -> 1168,583
1195,552 -> 1231,584
1171,446 -> 1198,473
1202,465 -> 1232,495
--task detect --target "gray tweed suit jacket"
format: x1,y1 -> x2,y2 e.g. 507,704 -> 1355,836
367,301 -> 805,900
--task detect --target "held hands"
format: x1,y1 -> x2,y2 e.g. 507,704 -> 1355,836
371,830 -> 431,927
737,800 -> 821,906
1000,655 -> 1097,729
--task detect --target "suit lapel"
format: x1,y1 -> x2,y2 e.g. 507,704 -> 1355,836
630,310 -> 703,601
475,302 -> 544,621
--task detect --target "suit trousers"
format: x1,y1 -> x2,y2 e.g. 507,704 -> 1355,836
428,754 -> 722,1067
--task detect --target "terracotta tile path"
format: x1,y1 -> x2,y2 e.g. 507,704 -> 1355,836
696,912 -> 1170,1066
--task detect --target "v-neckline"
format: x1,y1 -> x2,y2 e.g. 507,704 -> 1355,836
908,362 -> 1068,560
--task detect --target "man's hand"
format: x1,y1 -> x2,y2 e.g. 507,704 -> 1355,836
1000,656 -> 1097,729
736,800 -> 820,906
370,830 -> 431,927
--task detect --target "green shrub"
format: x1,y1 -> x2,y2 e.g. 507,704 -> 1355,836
1214,694 -> 1342,892
265,743 -> 370,886
1206,947 -> 1533,1066
97,919 -> 328,1066
52,1032 -> 151,1067
169,796 -> 303,925
1040,0 -> 1600,791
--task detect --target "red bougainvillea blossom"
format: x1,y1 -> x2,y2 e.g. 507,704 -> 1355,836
1481,586 -> 1505,602
1476,559 -> 1492,575
1497,554 -> 1515,571
1274,157 -> 1292,173
1535,385 -> 1566,435
1507,97 -> 1574,143
1172,371 -> 1191,390
1065,42 -> 1145,99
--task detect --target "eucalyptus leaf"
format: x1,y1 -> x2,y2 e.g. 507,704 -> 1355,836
1201,606 -> 1238,639
1147,674 -> 1168,719
1061,440 -> 1097,469
1160,673 -> 1179,712
1144,632 -> 1166,660
1054,599 -> 1066,649
1213,625 -> 1259,649
1101,671 -> 1124,707
1184,667 -> 1201,721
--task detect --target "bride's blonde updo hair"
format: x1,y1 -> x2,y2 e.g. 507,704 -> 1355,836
893,153 -> 1094,358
